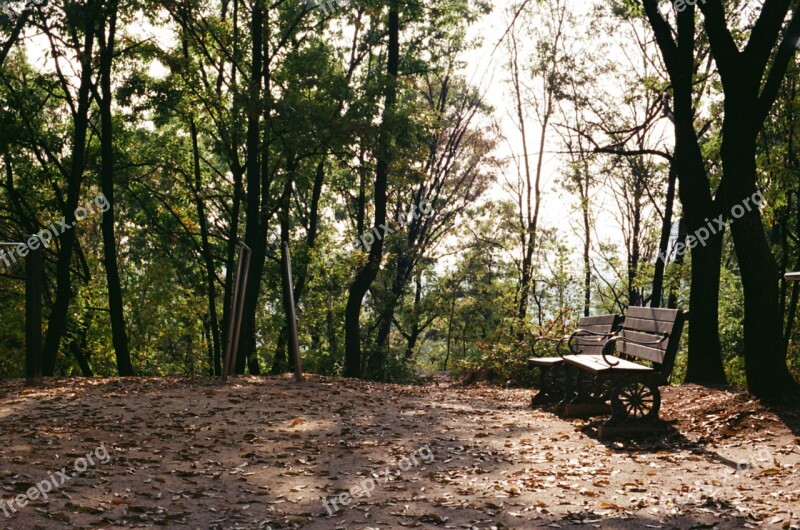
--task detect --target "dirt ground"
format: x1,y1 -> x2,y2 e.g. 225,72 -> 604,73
0,375 -> 798,529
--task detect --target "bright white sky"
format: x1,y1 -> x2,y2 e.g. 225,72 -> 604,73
459,0 -> 675,279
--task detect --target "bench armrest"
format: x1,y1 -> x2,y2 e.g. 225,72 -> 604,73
600,333 -> 668,367
532,336 -> 567,357
566,329 -> 616,356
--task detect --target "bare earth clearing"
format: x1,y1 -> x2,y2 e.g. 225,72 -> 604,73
0,376 -> 799,529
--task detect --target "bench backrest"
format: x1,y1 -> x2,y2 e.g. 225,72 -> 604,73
615,306 -> 685,376
573,314 -> 622,355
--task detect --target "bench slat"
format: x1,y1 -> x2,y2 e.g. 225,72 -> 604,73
625,306 -> 680,322
573,343 -> 605,355
579,315 -> 620,326
579,324 -> 616,333
620,329 -> 669,351
620,317 -> 676,334
617,340 -> 665,364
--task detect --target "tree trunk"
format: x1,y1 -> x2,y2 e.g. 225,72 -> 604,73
343,0 -> 399,378
403,272 -> 424,360
236,0 -> 267,374
189,120 -> 222,375
684,225 -> 726,383
693,0 -> 800,398
41,2 -> 97,375
582,165 -> 591,317
371,253 -> 413,374
667,218 -> 687,310
97,0 -> 135,376
273,158 -> 296,374
178,28 -> 223,376
643,0 -> 726,384
723,121 -> 798,398
651,163 -> 677,308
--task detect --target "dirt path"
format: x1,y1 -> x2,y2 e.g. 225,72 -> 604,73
0,376 -> 798,529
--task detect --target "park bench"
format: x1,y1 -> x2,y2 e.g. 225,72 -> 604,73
561,306 -> 685,436
527,314 -> 621,406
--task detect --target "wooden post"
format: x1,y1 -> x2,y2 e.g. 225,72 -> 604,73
282,242 -> 303,382
25,247 -> 42,386
223,242 -> 252,378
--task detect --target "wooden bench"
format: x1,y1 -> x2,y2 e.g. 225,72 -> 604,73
561,306 -> 686,435
527,314 -> 621,406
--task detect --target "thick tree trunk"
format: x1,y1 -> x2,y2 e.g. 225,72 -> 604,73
723,123 -> 799,398
692,0 -> 800,398
643,0 -> 727,385
684,227 -> 726,383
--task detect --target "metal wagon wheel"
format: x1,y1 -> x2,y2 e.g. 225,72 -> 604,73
575,371 -> 609,402
611,379 -> 661,421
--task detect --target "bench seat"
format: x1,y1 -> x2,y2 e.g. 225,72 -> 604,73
527,356 -> 566,367
562,354 -> 653,373
527,314 -> 622,407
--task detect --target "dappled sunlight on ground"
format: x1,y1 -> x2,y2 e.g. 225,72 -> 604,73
0,376 -> 798,529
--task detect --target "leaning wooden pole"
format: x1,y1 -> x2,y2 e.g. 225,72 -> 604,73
25,247 -> 42,386
281,242 -> 303,382
223,242 -> 252,379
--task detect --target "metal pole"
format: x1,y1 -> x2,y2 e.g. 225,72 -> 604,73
282,242 -> 303,382
25,247 -> 42,386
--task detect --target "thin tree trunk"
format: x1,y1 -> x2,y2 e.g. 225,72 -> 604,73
273,156 -> 295,373
582,164 -> 591,316
404,272 -> 424,360
667,218 -> 687,309
272,161 -> 325,374
652,163 -> 677,308
509,29 -> 535,324
41,2 -> 98,375
97,0 -> 134,376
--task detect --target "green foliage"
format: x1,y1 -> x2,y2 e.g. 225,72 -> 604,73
1,0 -> 798,395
